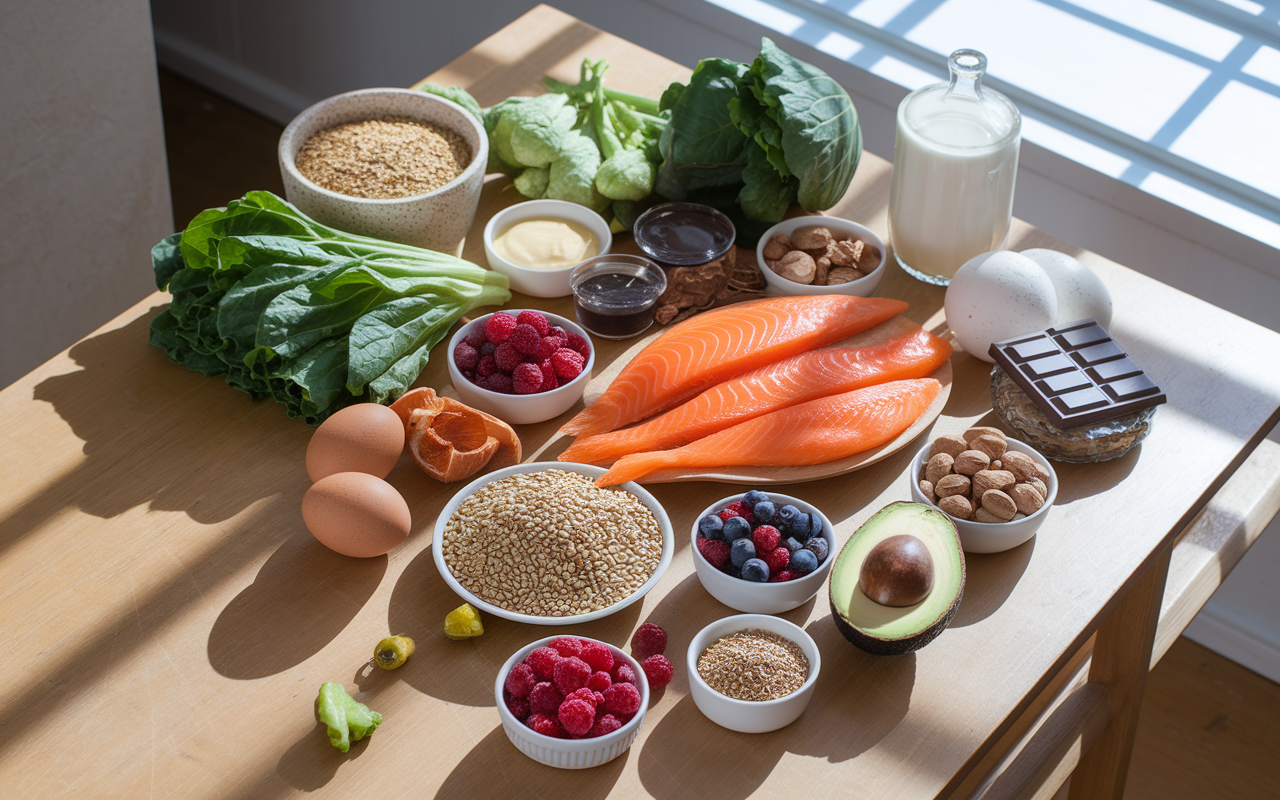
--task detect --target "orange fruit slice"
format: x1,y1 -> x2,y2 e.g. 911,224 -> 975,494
389,388 -> 521,482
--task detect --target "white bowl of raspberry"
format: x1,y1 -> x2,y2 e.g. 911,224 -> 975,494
495,635 -> 650,769
448,309 -> 595,425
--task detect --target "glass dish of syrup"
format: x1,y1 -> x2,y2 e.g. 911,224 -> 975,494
570,255 -> 668,340
633,203 -> 735,267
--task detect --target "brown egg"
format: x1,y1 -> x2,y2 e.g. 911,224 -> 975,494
302,472 -> 411,558
306,403 -> 405,482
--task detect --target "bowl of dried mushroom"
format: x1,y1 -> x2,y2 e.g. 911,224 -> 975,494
756,216 -> 886,297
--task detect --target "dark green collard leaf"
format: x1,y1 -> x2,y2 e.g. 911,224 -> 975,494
152,233 -> 185,291
348,296 -> 462,401
255,281 -> 396,361
738,146 -> 798,223
730,89 -> 790,179
747,38 -> 862,211
277,337 -> 353,421
216,263 -> 338,352
656,58 -> 751,197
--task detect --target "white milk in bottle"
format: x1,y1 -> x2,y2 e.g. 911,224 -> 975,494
889,50 -> 1021,285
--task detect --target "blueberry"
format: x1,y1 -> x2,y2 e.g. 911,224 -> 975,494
752,500 -> 777,525
698,514 -> 724,540
743,490 -> 770,508
783,536 -> 804,552
741,558 -> 770,582
805,536 -> 829,564
797,512 -> 823,541
777,504 -> 802,532
730,538 -> 756,569
722,516 -> 752,542
789,511 -> 813,541
788,548 -> 819,574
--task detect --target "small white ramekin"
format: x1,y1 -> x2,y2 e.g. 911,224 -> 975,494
483,200 -> 613,298
756,215 -> 887,297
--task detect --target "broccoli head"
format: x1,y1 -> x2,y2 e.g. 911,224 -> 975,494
315,682 -> 382,753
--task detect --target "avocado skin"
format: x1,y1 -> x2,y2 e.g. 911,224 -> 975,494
828,501 -> 966,656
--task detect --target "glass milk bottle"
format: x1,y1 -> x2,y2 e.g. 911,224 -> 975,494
889,50 -> 1021,285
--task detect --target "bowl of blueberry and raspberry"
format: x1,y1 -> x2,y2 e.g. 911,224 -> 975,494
692,490 -> 835,614
448,309 -> 595,425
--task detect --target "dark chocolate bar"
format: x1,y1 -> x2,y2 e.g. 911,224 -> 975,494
988,319 -> 1165,429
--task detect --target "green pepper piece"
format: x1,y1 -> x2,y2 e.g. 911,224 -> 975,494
315,682 -> 382,752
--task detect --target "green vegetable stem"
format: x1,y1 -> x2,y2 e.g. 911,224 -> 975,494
315,682 -> 382,753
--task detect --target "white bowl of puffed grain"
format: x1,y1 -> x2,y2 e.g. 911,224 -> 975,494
432,463 -> 674,625
279,87 -> 487,255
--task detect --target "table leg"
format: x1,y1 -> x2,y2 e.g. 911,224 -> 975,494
1068,546 -> 1172,800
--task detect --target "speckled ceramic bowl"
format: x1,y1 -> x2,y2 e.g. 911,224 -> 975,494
279,88 -> 488,255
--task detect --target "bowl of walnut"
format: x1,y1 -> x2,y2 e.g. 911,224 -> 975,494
756,216 -> 886,297
909,427 -> 1058,553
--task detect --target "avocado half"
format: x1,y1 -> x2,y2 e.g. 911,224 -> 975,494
829,502 -> 966,655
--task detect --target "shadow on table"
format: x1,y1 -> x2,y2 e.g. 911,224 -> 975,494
436,725 -> 628,799
950,535 -> 1036,627
275,723 -> 370,792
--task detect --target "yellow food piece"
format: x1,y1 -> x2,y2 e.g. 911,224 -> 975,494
444,603 -> 484,640
493,218 -> 598,270
374,635 -> 416,670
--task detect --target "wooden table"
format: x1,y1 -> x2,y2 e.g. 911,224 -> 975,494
4,6 -> 1279,799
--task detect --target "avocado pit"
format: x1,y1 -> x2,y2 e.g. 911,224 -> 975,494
858,534 -> 934,607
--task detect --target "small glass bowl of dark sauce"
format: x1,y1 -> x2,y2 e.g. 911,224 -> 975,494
570,255 -> 668,340
633,202 -> 735,267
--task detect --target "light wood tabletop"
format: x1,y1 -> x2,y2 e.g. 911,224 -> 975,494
3,6 -> 1279,799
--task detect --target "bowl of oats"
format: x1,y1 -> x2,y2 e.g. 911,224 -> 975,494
278,87 -> 487,255
433,463 -> 674,625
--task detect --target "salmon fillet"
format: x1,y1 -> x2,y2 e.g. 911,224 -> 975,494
560,295 -> 908,438
596,378 -> 941,486
560,329 -> 951,466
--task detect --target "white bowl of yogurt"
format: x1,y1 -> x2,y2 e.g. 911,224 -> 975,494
483,199 -> 613,298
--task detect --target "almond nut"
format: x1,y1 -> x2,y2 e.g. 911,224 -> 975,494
936,473 -> 971,498
924,453 -> 954,485
981,489 -> 1017,521
826,266 -> 860,284
762,236 -> 790,260
973,469 -> 1016,495
964,426 -> 1006,445
953,450 -> 991,476
1002,451 -> 1038,483
929,435 -> 969,459
775,250 -> 817,284
919,479 -> 935,501
970,433 -> 1008,461
973,507 -> 1005,524
991,459 -> 1002,470
1011,483 -> 1045,515
790,225 -> 833,250
938,494 -> 973,520
1033,461 -> 1052,484
1027,477 -> 1049,498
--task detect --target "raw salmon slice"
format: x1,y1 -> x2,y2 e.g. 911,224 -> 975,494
560,295 -> 908,437
560,328 -> 951,466
596,378 -> 941,486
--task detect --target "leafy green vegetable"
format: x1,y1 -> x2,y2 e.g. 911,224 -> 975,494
417,81 -> 484,121
149,192 -> 510,423
315,682 -> 382,752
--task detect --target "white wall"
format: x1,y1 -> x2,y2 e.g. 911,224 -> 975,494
0,0 -> 174,389
149,0 -> 1280,679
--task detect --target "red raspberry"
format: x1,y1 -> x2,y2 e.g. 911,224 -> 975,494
548,636 -> 583,658
588,714 -> 624,738
763,546 -> 791,574
769,569 -> 799,583
525,647 -> 560,681
508,323 -> 543,356
476,355 -> 497,378
538,334 -> 567,360
528,682 -> 564,716
504,691 -> 530,720
588,670 -> 612,692
512,362 -> 544,394
464,329 -> 487,350
516,310 -> 551,336
504,662 -> 536,698
494,341 -> 523,372
725,501 -> 755,524
611,661 -> 638,685
603,681 -> 642,715
558,698 -> 596,737
550,325 -> 568,339
565,331 -> 591,358
751,524 -> 781,553
525,713 -> 565,738
538,358 -> 559,391
551,348 -> 586,382
695,537 -> 730,569
631,623 -> 668,659
641,655 -> 673,690
485,372 -> 513,394
484,313 -> 518,344
453,341 -> 480,371
578,641 -> 614,673
565,687 -> 598,710
480,341 -> 497,357
552,656 -> 592,694
593,690 -> 606,707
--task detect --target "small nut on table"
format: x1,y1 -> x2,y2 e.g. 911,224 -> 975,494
938,494 -> 974,520
925,453 -> 954,485
981,489 -> 1018,521
970,433 -> 1008,461
936,473 -> 971,498
1002,451 -> 1039,483
1011,483 -> 1046,515
930,435 -> 969,459
762,234 -> 791,260
790,225 -> 834,250
953,449 -> 991,476
973,469 -> 1016,495
774,250 -> 817,284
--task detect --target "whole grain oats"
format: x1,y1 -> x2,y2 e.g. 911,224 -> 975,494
441,470 -> 664,617
295,117 -> 471,199
697,629 -> 809,701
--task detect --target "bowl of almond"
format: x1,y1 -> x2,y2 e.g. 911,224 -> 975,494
909,427 -> 1057,553
756,216 -> 886,297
